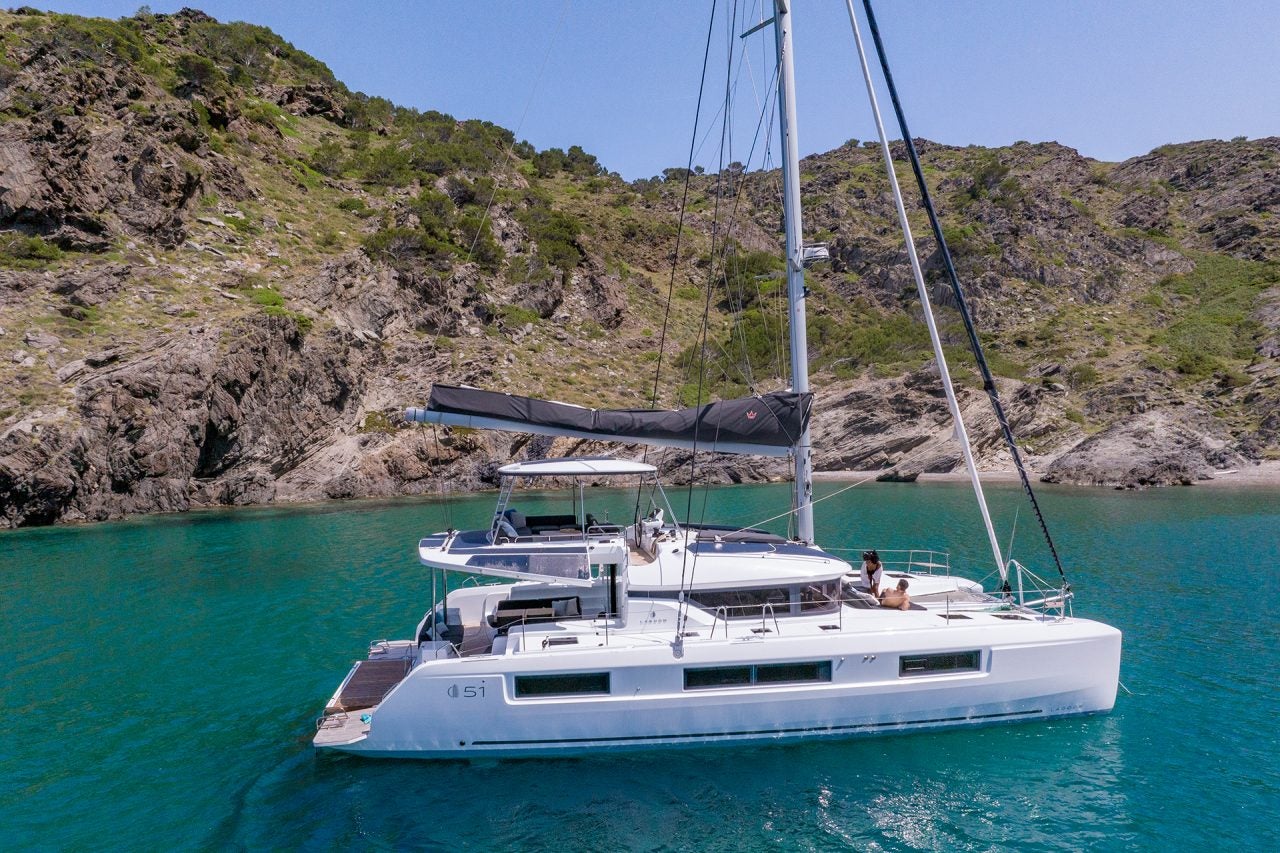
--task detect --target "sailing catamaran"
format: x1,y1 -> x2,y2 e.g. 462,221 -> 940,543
313,2 -> 1121,759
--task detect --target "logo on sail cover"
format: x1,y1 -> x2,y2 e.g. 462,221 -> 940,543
746,410 -> 758,420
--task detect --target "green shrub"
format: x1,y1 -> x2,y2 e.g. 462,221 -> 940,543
497,304 -> 540,327
356,143 -> 414,186
363,227 -> 454,269
810,311 -> 932,372
38,14 -> 153,66
336,196 -> 370,215
250,287 -> 285,308
985,350 -> 1029,381
1153,255 -> 1277,373
1065,363 -> 1099,388
0,234 -> 63,268
174,52 -> 224,91
517,203 -> 582,273
409,188 -> 454,239
455,213 -> 504,271
309,140 -> 346,176
239,98 -> 290,131
360,411 -> 395,433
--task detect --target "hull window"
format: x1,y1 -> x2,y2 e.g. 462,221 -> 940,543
684,666 -> 753,689
514,672 -> 611,697
899,651 -> 981,677
756,660 -> 832,684
684,660 -> 832,690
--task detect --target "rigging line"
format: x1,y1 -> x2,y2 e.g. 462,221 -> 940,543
675,0 -> 739,627
711,414 -> 951,535
636,0 -> 720,526
728,71 -> 785,389
691,4 -> 773,177
673,38 -> 745,638
718,474 -> 879,536
860,0 -> 1067,584
429,423 -> 453,531
716,57 -> 783,391
677,416 -> 727,636
648,0 -> 719,413
691,15 -> 782,394
697,1 -> 775,395
707,0 -> 744,386
748,93 -> 788,387
460,0 -> 571,268
845,0 -> 1006,584
739,0 -> 771,117
689,93 -> 733,167
672,11 -> 735,640
1006,505 -> 1020,567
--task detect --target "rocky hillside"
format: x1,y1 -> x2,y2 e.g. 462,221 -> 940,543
1,8 -> 1277,528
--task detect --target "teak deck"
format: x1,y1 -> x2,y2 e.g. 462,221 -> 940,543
333,659 -> 412,711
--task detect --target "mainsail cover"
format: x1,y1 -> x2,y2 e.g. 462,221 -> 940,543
405,385 -> 812,457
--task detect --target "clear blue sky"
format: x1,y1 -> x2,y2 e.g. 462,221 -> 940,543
30,1 -> 1280,179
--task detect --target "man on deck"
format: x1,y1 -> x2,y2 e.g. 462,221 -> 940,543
879,578 -> 911,611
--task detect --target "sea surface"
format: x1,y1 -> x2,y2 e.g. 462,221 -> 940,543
3,480 -> 1278,851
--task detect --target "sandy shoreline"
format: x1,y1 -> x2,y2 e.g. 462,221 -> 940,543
813,460 -> 1280,488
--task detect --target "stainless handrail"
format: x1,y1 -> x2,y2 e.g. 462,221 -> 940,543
762,602 -> 781,635
710,606 -> 729,640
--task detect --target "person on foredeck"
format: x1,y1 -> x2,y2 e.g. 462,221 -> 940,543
879,578 -> 911,611
859,550 -> 884,597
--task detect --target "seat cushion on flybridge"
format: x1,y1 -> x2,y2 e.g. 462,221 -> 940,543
333,659 -> 412,712
490,596 -> 581,630
503,509 -> 533,536
525,514 -> 577,534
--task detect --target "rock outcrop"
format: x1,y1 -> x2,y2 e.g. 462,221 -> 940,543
1041,410 -> 1248,488
1,9 -> 1277,529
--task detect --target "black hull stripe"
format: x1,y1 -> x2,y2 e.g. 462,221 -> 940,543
470,708 -> 1042,747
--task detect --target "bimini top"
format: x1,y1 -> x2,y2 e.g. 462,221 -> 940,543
497,457 -> 657,478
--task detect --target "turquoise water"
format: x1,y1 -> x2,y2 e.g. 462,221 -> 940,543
3,481 -> 1278,850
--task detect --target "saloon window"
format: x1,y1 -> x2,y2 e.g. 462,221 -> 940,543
684,661 -> 831,690
898,651 -> 981,677
756,660 -> 831,683
514,672 -> 611,697
687,587 -> 789,617
799,580 -> 840,613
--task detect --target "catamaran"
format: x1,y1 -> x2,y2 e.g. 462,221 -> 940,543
313,1 -> 1121,759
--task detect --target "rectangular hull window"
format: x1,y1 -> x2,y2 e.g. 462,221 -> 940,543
684,666 -> 753,689
514,672 -> 611,697
684,661 -> 832,690
756,660 -> 832,684
899,651 -> 981,677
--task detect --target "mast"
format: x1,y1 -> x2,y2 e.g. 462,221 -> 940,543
772,1 -> 815,544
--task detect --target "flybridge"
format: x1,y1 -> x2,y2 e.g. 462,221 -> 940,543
405,384 -> 813,457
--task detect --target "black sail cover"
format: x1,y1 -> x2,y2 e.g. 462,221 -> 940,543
407,385 -> 813,457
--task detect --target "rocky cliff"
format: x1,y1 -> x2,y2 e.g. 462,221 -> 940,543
1,8 -> 1277,528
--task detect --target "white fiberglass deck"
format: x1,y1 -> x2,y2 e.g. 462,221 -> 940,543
316,574 -> 1120,758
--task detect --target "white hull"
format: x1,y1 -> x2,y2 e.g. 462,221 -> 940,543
316,610 -> 1120,759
